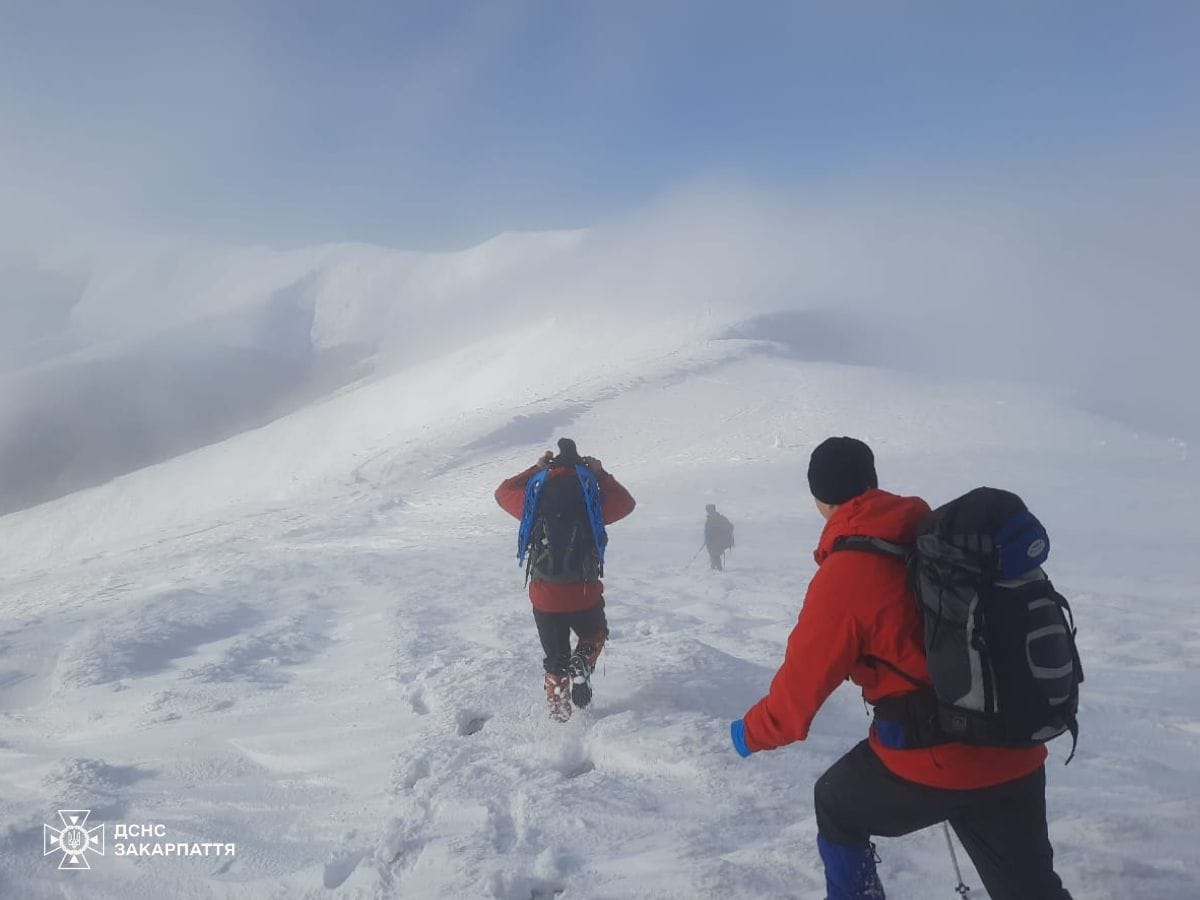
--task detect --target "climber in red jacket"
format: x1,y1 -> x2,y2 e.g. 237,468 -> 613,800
495,438 -> 635,722
731,437 -> 1070,900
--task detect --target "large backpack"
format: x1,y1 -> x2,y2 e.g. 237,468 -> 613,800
833,487 -> 1083,760
517,466 -> 607,584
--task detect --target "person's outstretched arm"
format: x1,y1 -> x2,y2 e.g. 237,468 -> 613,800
739,559 -> 860,751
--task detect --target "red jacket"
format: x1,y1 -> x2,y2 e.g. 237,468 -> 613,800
741,488 -> 1046,790
495,464 -> 636,613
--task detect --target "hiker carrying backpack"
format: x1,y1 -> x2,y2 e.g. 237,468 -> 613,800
495,438 -> 636,723
730,437 -> 1074,900
704,504 -> 735,571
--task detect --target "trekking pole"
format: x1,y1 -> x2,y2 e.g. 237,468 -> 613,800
942,822 -> 971,896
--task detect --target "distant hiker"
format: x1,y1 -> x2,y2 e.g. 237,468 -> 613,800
495,438 -> 636,722
704,504 -> 735,570
729,437 -> 1073,900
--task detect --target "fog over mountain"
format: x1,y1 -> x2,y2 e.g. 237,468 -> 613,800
2,167 -> 1197,515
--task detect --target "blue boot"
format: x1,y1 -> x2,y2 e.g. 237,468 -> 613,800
817,835 -> 885,899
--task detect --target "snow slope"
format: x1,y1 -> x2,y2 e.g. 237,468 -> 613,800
0,251 -> 1198,899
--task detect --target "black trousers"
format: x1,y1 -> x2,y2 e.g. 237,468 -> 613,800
815,741 -> 1070,900
532,602 -> 608,674
707,547 -> 724,570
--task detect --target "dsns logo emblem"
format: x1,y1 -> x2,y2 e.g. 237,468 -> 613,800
44,810 -> 105,870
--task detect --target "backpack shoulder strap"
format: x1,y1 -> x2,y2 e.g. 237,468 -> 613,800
516,468 -> 550,564
830,535 -> 912,561
573,465 -> 609,564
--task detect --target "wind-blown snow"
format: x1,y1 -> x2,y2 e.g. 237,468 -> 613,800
0,231 -> 1198,899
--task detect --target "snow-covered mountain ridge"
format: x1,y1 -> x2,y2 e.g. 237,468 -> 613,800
0,229 -> 1196,898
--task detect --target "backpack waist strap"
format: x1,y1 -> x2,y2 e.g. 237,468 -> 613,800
873,689 -> 947,750
872,689 -> 1032,749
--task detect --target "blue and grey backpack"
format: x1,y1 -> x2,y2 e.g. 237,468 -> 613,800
833,487 -> 1083,760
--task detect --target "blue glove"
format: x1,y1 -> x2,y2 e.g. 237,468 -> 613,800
730,719 -> 753,758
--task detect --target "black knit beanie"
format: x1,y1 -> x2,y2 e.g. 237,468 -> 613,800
807,437 -> 878,505
555,437 -> 582,466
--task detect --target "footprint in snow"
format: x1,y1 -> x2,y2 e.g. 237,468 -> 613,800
409,689 -> 429,716
212,856 -> 235,876
563,759 -> 595,779
397,755 -> 431,791
323,849 -> 365,889
456,711 -> 490,736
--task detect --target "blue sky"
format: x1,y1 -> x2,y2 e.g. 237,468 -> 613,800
1,2 -> 1197,247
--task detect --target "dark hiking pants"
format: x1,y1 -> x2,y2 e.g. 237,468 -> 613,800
815,740 -> 1071,900
532,601 -> 608,675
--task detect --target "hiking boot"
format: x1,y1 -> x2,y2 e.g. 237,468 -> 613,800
570,679 -> 593,708
567,649 -> 592,681
544,672 -> 572,723
567,646 -> 596,709
573,637 -> 604,670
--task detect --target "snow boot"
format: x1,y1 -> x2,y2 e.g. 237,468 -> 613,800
544,672 -> 572,723
817,835 -> 885,899
567,636 -> 604,708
